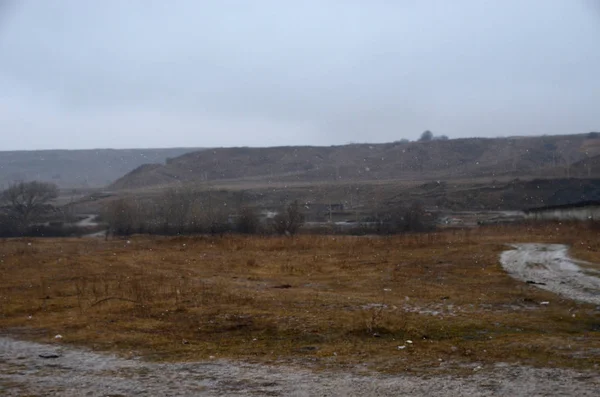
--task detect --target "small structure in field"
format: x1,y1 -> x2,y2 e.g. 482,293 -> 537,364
524,201 -> 600,221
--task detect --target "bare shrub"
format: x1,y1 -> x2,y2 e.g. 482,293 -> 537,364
157,186 -> 198,234
272,200 -> 305,235
236,206 -> 260,234
367,201 -> 435,234
104,198 -> 141,236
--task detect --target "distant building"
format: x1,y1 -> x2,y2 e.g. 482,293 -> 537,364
524,201 -> 600,221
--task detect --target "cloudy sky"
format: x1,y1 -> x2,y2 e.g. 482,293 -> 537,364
1,0 -> 599,150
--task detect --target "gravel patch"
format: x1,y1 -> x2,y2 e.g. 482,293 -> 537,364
1,336 -> 599,396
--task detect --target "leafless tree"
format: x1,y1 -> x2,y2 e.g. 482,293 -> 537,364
236,206 -> 260,234
158,186 -> 198,233
272,200 -> 305,235
1,181 -> 59,229
104,198 -> 140,236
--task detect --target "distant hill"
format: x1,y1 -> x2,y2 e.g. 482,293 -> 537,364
565,154 -> 600,178
110,134 -> 600,190
0,148 -> 201,189
388,178 -> 600,211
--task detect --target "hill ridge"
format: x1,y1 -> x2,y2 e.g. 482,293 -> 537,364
110,134 -> 600,190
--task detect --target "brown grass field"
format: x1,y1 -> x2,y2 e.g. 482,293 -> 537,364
1,223 -> 599,374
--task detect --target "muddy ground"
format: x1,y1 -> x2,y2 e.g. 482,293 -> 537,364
1,336 -> 599,396
500,243 -> 600,305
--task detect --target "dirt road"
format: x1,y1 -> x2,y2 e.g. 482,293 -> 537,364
500,243 -> 600,305
75,215 -> 99,228
1,336 -> 599,396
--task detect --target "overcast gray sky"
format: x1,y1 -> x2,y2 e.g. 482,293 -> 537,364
1,0 -> 599,150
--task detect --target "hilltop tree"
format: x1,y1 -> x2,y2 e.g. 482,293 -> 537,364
419,131 -> 450,141
1,181 -> 59,230
419,130 -> 434,142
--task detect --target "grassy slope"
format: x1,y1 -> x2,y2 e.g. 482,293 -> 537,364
1,223 -> 599,373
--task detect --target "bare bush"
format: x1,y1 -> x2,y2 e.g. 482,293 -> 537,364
236,206 -> 261,234
272,200 -> 305,235
366,202 -> 434,234
0,213 -> 19,237
157,186 -> 198,234
104,198 -> 141,236
103,187 -> 235,236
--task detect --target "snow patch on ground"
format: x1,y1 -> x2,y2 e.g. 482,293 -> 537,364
500,243 -> 600,305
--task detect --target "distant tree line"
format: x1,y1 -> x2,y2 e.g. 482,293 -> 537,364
0,181 -> 434,239
102,186 -> 437,238
103,186 -> 306,237
366,202 -> 435,234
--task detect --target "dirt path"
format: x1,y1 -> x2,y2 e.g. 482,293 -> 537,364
75,215 -> 99,228
500,243 -> 600,305
1,336 -> 599,396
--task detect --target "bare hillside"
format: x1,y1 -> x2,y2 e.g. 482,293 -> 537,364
110,134 -> 600,190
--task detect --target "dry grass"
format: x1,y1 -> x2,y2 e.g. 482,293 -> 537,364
0,223 -> 599,374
